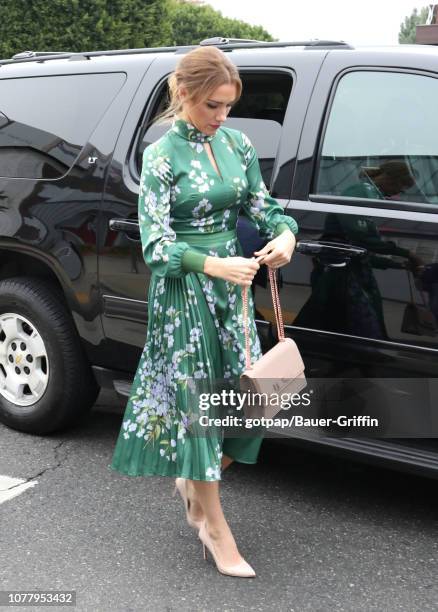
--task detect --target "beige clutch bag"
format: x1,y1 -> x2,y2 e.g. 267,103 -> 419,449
239,266 -> 307,419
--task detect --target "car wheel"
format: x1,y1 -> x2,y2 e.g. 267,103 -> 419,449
0,276 -> 100,434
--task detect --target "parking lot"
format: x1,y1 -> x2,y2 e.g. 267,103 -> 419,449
1,388 -> 438,611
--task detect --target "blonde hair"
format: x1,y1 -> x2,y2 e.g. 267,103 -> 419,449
151,46 -> 242,126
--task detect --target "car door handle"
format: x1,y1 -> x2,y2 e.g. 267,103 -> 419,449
109,218 -> 140,236
296,240 -> 368,258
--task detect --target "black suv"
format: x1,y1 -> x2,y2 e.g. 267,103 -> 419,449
1,38 -> 438,478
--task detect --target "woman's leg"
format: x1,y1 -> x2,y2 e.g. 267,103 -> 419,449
185,454 -> 234,521
190,479 -> 244,565
221,453 -> 234,471
185,436 -> 263,523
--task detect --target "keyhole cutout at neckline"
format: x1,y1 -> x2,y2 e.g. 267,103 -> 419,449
204,142 -> 223,182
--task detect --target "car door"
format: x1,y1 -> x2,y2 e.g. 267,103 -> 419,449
280,50 -> 438,436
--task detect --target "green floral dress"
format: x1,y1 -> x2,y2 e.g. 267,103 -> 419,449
109,117 -> 299,481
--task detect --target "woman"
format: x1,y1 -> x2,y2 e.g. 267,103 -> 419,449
109,46 -> 298,578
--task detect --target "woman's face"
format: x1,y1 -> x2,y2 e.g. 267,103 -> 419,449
178,82 -> 238,136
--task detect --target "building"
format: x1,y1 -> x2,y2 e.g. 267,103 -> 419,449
416,4 -> 438,44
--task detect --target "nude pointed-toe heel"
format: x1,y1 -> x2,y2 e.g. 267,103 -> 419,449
198,521 -> 256,578
172,477 -> 203,531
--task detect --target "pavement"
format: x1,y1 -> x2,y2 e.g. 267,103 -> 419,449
0,388 -> 438,611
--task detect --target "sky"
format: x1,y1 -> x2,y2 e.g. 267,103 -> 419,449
206,0 -> 430,46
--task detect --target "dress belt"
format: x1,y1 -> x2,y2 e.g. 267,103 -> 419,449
174,228 -> 238,247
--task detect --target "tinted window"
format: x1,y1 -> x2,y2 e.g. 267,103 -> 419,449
314,71 -> 438,205
136,72 -> 292,188
0,72 -> 126,179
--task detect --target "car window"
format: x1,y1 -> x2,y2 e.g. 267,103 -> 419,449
313,70 -> 438,206
0,72 -> 126,179
135,71 -> 292,190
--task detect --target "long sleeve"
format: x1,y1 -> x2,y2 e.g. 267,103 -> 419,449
239,131 -> 298,239
139,141 -> 207,277
181,249 -> 207,273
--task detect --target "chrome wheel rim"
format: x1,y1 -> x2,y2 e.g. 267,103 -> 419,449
0,312 -> 49,406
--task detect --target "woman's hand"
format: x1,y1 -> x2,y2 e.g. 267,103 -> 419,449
253,230 -> 297,268
204,256 -> 260,287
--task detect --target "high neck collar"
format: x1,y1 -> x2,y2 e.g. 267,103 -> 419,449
170,117 -> 216,143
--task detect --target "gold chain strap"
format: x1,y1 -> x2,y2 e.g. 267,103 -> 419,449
242,266 -> 285,370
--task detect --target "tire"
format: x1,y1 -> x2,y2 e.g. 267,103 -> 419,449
0,276 -> 100,434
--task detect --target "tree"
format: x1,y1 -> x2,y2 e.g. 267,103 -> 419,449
399,5 -> 429,43
168,0 -> 275,46
0,0 -> 275,61
0,0 -> 173,59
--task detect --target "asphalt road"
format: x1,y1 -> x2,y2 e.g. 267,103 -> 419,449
1,388 -> 438,612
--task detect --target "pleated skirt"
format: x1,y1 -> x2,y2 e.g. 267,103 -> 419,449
109,229 -> 264,481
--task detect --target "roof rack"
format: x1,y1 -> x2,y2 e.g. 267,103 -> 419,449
12,50 -> 71,59
0,37 -> 353,66
199,37 -> 353,49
